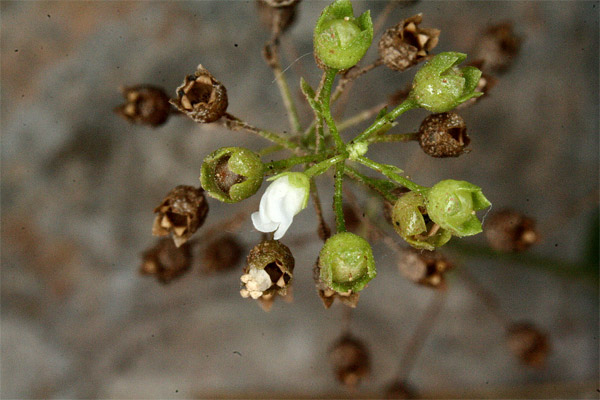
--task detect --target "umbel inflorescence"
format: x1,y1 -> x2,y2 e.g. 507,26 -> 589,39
119,0 -> 548,392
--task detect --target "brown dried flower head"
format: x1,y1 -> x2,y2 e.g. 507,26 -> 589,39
140,238 -> 192,284
152,185 -> 208,247
240,240 -> 294,309
313,261 -> 360,309
201,234 -> 243,274
170,65 -> 228,123
485,209 -> 538,252
256,0 -> 300,36
398,248 -> 452,288
329,334 -> 370,388
506,322 -> 550,368
115,85 -> 171,127
378,14 -> 440,71
418,112 -> 471,158
473,22 -> 522,74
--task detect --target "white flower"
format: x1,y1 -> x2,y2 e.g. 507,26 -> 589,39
240,268 -> 272,299
251,172 -> 310,240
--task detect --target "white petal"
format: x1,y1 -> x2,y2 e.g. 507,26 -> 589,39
273,215 -> 293,240
251,211 -> 278,233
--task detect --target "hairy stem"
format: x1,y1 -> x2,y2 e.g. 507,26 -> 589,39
319,68 -> 345,150
352,98 -> 418,143
368,132 -> 419,143
352,155 -> 426,192
334,162 -> 346,232
223,113 -> 301,153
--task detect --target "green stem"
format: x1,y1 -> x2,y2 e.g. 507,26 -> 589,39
352,98 -> 418,143
319,69 -> 344,150
304,154 -> 346,178
258,144 -> 284,157
344,165 -> 397,203
368,132 -> 419,143
353,155 -> 426,192
337,102 -> 387,133
264,153 -> 327,174
223,114 -> 300,152
269,46 -> 302,135
334,162 -> 346,232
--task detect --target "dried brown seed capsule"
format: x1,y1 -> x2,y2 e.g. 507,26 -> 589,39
313,261 -> 360,309
140,238 -> 192,284
240,240 -> 294,307
397,248 -> 452,288
329,334 -> 370,388
383,186 -> 410,225
472,22 -> 522,74
418,112 -> 471,158
485,209 -> 538,252
114,85 -> 171,127
170,65 -> 228,123
256,0 -> 300,36
506,322 -> 550,368
378,14 -> 440,72
385,381 -> 418,399
201,234 -> 243,274
152,185 -> 208,248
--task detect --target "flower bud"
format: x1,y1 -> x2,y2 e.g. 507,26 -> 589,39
410,52 -> 482,113
313,0 -> 373,70
251,172 -> 310,240
485,209 -> 538,252
140,238 -> 192,284
506,322 -> 550,368
200,147 -> 264,203
392,192 -> 452,251
170,65 -> 228,123
152,185 -> 208,247
114,85 -> 171,127
201,234 -> 243,274
240,240 -> 294,303
329,334 -> 370,388
418,112 -> 471,158
319,232 -> 376,293
378,14 -> 440,72
398,248 -> 452,288
425,180 -> 491,237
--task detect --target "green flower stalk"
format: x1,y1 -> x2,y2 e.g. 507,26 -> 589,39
392,191 -> 452,251
410,52 -> 482,113
425,179 -> 491,237
319,232 -> 376,292
313,0 -> 373,70
200,147 -> 264,203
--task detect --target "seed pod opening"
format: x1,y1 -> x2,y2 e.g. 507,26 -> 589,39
115,85 -> 171,127
170,65 -> 228,123
418,112 -> 470,158
152,185 -> 208,247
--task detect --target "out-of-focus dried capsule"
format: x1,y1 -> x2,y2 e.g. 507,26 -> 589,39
398,248 -> 452,288
201,234 -> 243,274
314,261 -> 360,308
472,22 -> 522,74
114,85 -> 171,127
418,112 -> 471,158
240,240 -> 294,309
140,238 -> 192,284
378,14 -> 440,72
385,381 -> 418,399
201,147 -> 264,203
485,209 -> 538,252
170,65 -> 228,123
506,322 -> 550,368
152,185 -> 208,247
329,334 -> 370,388
256,0 -> 300,36
383,187 -> 410,225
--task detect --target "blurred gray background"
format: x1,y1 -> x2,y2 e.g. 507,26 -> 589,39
1,1 -> 598,398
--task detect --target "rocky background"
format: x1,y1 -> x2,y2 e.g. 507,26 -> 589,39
1,1 -> 598,398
